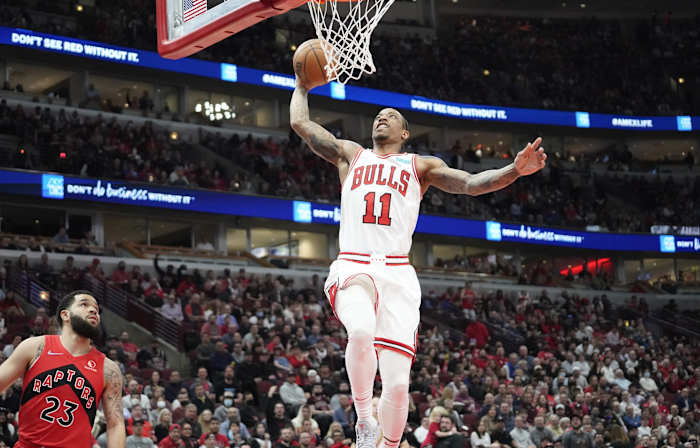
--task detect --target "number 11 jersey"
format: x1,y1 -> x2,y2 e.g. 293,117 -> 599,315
339,149 -> 422,255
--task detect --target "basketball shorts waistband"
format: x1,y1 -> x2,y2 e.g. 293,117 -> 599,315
337,252 -> 410,266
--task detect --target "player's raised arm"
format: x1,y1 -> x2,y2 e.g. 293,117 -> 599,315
290,77 -> 361,167
421,138 -> 547,196
0,336 -> 44,393
102,358 -> 126,447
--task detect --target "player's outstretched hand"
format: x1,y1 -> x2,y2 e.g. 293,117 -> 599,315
514,137 -> 547,176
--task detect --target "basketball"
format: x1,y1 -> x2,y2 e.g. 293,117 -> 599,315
293,39 -> 332,90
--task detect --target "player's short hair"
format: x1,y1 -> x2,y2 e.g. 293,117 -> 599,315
400,114 -> 409,132
56,290 -> 95,325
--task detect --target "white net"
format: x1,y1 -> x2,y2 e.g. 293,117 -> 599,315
307,0 -> 395,84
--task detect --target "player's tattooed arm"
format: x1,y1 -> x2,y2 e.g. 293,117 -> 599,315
290,79 -> 361,166
422,156 -> 520,196
421,138 -> 546,196
102,358 -> 126,448
30,338 -> 44,366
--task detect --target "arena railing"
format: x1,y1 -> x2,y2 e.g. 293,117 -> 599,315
6,268 -> 184,349
8,269 -> 60,313
81,274 -> 184,350
644,309 -> 700,339
420,306 -> 525,354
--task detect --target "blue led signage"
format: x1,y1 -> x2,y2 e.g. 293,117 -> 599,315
2,169 -> 699,254
1,27 -> 697,132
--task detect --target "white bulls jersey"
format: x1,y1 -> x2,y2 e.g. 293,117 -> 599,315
339,149 -> 422,255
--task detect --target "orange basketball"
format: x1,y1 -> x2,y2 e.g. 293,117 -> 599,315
293,39 -> 333,90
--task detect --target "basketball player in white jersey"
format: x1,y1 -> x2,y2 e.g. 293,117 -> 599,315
290,78 -> 546,448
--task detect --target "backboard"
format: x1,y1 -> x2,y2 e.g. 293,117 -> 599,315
157,0 -> 307,59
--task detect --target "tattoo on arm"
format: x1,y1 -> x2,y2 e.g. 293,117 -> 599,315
424,156 -> 520,196
309,133 -> 342,164
424,157 -> 470,194
462,164 -> 520,196
102,360 -> 124,425
30,338 -> 44,367
290,85 -> 349,165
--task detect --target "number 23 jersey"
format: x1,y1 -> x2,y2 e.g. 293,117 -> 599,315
18,335 -> 105,448
339,150 -> 422,255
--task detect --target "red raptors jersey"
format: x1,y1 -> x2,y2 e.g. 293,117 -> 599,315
17,335 -> 105,448
340,150 -> 422,255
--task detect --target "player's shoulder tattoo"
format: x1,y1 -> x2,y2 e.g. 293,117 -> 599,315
29,336 -> 45,366
103,358 -> 122,386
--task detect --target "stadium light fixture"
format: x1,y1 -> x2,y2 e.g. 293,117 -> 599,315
196,101 -> 236,122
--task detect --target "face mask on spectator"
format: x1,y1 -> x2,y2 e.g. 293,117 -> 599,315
224,399 -> 233,407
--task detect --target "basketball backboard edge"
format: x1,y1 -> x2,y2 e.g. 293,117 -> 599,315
157,0 -> 308,59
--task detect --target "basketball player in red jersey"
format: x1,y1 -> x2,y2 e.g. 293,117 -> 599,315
290,79 -> 546,448
0,290 -> 126,447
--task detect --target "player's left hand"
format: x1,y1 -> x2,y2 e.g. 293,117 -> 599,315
514,137 -> 547,176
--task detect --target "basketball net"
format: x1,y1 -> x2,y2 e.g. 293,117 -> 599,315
307,0 -> 395,84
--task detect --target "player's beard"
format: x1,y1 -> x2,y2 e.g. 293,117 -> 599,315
373,131 -> 389,142
70,313 -> 101,340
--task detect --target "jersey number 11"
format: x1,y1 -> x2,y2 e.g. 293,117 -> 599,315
362,192 -> 392,226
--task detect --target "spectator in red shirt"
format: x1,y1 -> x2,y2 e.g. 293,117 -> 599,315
120,330 -> 139,354
126,405 -> 154,439
111,260 -> 130,285
176,275 -> 195,296
88,258 -> 105,280
286,346 -> 311,370
471,349 -> 489,370
198,417 -> 228,447
159,424 -> 185,448
266,335 -> 282,353
276,426 -> 300,448
328,428 -> 351,448
185,293 -> 205,323
200,315 -> 222,341
461,282 -> 476,320
145,278 -> 165,300
466,319 -> 489,348
120,330 -> 139,366
421,406 -> 446,448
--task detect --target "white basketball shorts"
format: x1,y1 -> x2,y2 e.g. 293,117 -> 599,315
324,251 -> 421,360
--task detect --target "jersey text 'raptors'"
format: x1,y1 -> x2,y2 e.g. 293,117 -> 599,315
17,335 -> 105,448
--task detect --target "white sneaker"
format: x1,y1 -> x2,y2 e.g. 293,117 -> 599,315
355,417 -> 380,448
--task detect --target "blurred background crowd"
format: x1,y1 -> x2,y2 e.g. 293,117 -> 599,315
0,253 -> 698,448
